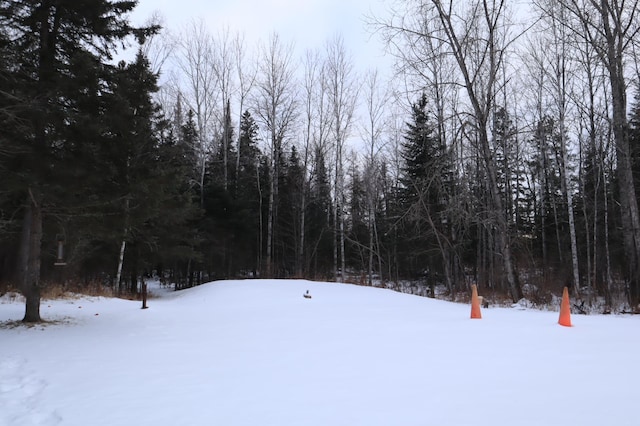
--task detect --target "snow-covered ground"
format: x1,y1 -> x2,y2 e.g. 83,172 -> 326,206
1,279 -> 638,426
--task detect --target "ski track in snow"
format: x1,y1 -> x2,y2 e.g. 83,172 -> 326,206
0,357 -> 62,426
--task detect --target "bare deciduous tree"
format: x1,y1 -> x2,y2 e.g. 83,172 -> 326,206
172,19 -> 219,207
428,0 -> 523,301
139,11 -> 175,76
254,33 -> 298,277
557,0 -> 640,308
360,69 -> 388,284
212,27 -> 236,190
530,0 -> 581,296
324,35 -> 359,282
234,32 -> 257,192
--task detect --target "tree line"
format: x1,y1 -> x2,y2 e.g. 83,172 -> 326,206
2,0 -> 640,322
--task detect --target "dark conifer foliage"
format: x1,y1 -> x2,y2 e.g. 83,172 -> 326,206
278,145 -> 304,275
630,90 -> 640,205
232,111 -> 263,275
398,93 -> 454,282
0,0 -> 158,320
305,147 -> 333,278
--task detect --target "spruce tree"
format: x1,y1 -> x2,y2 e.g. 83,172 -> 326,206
104,51 -> 196,292
306,146 -> 333,277
630,89 -> 640,202
233,111 -> 262,275
0,0 -> 156,321
399,93 -> 450,279
279,146 -> 304,274
345,162 -> 368,273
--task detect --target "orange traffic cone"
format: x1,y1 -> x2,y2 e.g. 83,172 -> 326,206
558,286 -> 572,327
470,284 -> 482,319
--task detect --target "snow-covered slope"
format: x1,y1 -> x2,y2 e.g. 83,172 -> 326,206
1,279 -> 638,426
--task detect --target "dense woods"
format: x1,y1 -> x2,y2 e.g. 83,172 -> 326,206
2,0 -> 640,321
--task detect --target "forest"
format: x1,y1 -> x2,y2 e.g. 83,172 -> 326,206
2,0 -> 640,321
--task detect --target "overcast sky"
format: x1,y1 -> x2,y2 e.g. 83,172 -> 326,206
129,0 -> 392,73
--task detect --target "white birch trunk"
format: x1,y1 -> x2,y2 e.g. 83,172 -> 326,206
115,239 -> 126,292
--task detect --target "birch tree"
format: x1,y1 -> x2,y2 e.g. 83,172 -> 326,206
572,24 -> 614,307
548,3 -> 580,296
558,0 -> 640,309
172,19 -> 219,207
212,28 -> 236,191
361,69 -> 388,284
299,49 -> 327,277
234,33 -> 257,192
304,50 -> 334,277
422,0 -> 523,300
254,33 -> 298,277
324,35 -> 359,282
527,1 -> 581,296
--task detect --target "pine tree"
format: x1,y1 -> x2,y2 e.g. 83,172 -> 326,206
148,111 -> 203,289
346,162 -> 368,273
0,21 -> 24,283
306,146 -> 333,277
528,115 -> 567,265
279,146 -> 304,275
110,51 -> 202,292
233,111 -> 263,275
0,0 -> 157,321
630,89 -> 640,203
399,93 -> 452,280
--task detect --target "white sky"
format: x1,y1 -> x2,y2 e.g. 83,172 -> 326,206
129,0 -> 393,73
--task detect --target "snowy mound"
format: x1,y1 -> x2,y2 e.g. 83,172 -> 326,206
1,279 -> 638,426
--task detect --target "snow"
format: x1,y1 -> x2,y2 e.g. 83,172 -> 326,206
1,279 -> 639,426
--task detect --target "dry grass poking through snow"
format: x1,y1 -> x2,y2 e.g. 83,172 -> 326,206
0,317 -> 75,330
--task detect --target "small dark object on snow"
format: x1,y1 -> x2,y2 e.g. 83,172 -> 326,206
303,290 -> 312,299
141,281 -> 149,309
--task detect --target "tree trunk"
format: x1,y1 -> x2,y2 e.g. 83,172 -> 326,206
559,0 -> 640,310
22,190 -> 43,323
339,193 -> 346,283
552,9 -> 580,296
481,130 -> 523,302
608,51 -> 640,309
298,186 -> 306,277
266,166 -> 275,278
223,99 -> 230,191
115,239 -> 126,292
257,163 -> 263,275
428,0 -> 523,302
580,137 -> 593,305
603,168 -> 613,309
333,153 -> 341,282
374,218 -> 384,284
560,97 -> 580,297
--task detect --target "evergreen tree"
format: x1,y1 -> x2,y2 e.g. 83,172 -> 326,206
180,109 -> 200,189
0,21 -> 24,285
528,115 -> 567,265
306,146 -> 333,278
399,93 -> 452,280
236,110 -> 261,199
346,162 -> 367,271
114,52 -> 201,291
630,89 -> 640,203
492,106 -> 517,221
233,111 -> 263,275
0,0 -> 156,321
148,111 -> 203,289
278,146 -> 303,275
